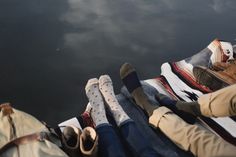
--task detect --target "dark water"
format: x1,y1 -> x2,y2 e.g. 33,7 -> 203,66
0,0 -> 236,125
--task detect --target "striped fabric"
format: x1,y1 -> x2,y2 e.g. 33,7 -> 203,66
145,39 -> 236,146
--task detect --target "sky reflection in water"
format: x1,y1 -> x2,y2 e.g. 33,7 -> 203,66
0,0 -> 236,125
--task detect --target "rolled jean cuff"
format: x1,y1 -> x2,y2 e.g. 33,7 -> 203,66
149,106 -> 172,128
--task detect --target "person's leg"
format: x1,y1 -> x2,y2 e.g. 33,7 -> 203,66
120,63 -> 199,122
156,84 -> 236,117
98,75 -> 130,126
120,63 -> 159,116
85,78 -> 127,157
119,121 -> 160,157
149,106 -> 236,157
120,63 -> 236,157
155,93 -> 201,116
198,84 -> 236,117
96,124 -> 127,157
99,75 -> 160,157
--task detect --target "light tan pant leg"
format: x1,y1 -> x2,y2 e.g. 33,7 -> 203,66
198,84 -> 236,117
149,106 -> 236,157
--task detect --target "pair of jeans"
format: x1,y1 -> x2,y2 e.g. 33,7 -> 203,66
96,120 -> 160,157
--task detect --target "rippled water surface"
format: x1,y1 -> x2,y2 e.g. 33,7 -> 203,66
0,0 -> 236,125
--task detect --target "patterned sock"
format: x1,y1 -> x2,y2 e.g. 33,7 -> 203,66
155,93 -> 201,116
85,78 -> 109,127
99,75 -> 130,126
120,63 -> 158,116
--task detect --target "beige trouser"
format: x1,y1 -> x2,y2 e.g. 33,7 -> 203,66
149,84 -> 236,157
198,84 -> 236,117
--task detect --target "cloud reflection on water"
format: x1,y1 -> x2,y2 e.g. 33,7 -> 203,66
0,0 -> 236,125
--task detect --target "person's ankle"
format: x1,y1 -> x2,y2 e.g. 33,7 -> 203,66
131,87 -> 147,108
155,93 -> 178,111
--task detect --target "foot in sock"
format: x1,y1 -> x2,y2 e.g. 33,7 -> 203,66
85,78 -> 109,127
99,75 -> 130,126
120,63 -> 159,116
155,93 -> 201,116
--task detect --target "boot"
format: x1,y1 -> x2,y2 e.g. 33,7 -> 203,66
211,59 -> 236,71
193,61 -> 236,91
80,127 -> 98,157
61,126 -> 82,157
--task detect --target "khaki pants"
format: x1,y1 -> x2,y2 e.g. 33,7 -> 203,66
149,84 -> 236,157
198,84 -> 236,117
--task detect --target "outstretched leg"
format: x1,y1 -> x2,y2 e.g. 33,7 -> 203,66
198,84 -> 236,117
149,106 -> 236,157
99,75 -> 160,157
85,78 -> 126,157
120,63 -> 159,116
155,84 -> 236,117
120,63 -> 236,157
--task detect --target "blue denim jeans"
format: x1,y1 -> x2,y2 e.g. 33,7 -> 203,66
119,83 -> 193,157
96,124 -> 126,157
120,120 -> 160,157
96,120 -> 160,157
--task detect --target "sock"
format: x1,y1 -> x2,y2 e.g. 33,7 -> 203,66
155,93 -> 178,110
176,101 -> 201,116
155,93 -> 201,116
85,78 -> 109,127
99,75 -> 130,126
120,63 -> 158,116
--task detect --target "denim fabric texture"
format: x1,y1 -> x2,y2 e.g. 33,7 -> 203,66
96,124 -> 127,157
119,121 -> 160,157
96,120 -> 161,157
118,82 -> 193,157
